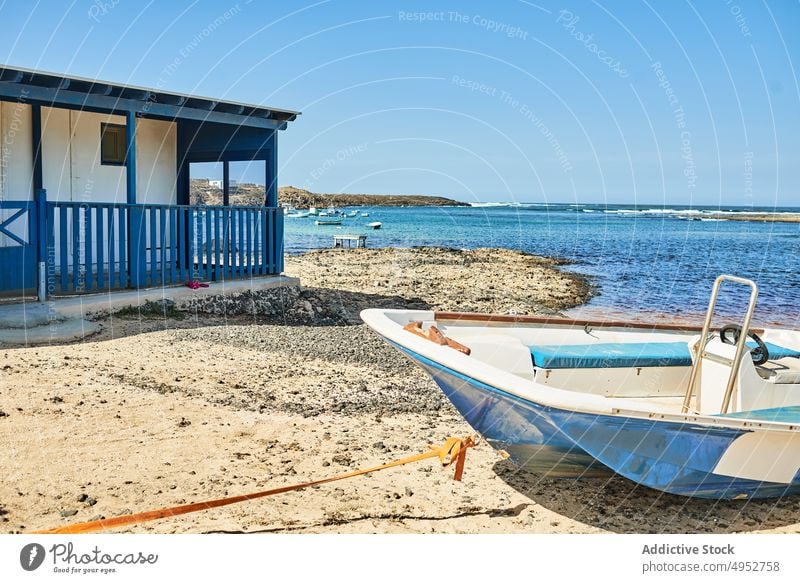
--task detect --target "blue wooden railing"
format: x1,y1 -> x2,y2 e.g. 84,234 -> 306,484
46,202 -> 284,294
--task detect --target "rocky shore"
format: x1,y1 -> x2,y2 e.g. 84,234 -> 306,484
189,180 -> 468,208
2,247 -> 799,534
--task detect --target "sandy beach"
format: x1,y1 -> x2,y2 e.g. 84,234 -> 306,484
2,247 -> 800,534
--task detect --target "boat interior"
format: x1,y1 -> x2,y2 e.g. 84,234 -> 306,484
412,276 -> 800,420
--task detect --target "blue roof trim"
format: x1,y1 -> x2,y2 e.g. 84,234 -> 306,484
0,64 -> 299,130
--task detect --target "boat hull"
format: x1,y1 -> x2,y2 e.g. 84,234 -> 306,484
396,343 -> 800,499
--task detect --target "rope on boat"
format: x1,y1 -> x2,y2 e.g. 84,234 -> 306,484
34,436 -> 476,534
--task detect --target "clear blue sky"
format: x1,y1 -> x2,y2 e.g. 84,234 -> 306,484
1,0 -> 798,206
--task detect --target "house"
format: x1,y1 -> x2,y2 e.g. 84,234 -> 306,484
0,65 -> 299,300
208,179 -> 223,189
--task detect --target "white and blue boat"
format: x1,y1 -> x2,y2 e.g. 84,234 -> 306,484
361,276 -> 800,500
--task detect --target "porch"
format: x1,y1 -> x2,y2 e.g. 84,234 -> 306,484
45,198 -> 283,295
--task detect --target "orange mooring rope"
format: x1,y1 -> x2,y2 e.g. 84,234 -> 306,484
35,436 -> 475,534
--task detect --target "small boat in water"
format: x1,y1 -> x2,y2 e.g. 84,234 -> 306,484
361,212 -> 370,217
287,211 -> 310,218
315,217 -> 343,226
362,275 -> 800,499
367,221 -> 382,230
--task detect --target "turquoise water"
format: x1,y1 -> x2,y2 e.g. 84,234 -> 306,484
285,205 -> 800,327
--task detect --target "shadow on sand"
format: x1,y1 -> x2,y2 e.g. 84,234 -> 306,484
493,459 -> 800,534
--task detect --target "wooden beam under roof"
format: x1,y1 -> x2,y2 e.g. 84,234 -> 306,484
185,98 -> 217,110
116,87 -> 151,101
0,69 -> 24,82
29,74 -> 70,89
156,93 -> 187,106
214,103 -> 245,114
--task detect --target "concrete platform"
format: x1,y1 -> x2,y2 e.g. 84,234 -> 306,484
0,318 -> 100,346
0,275 -> 298,347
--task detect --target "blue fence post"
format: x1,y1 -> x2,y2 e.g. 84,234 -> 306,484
187,207 -> 195,281
125,112 -> 137,205
276,210 -> 284,273
129,205 -> 144,288
35,188 -> 47,301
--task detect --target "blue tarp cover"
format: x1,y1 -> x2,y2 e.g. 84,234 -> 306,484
529,340 -> 800,369
758,342 -> 800,360
530,342 -> 693,369
717,405 -> 800,423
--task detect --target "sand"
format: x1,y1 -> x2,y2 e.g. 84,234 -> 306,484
1,247 -> 799,534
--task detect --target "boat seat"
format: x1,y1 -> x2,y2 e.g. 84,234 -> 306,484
530,340 -> 800,370
755,358 -> 800,384
756,343 -> 800,360
529,342 -> 693,369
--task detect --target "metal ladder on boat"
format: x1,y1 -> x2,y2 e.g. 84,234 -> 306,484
682,275 -> 759,414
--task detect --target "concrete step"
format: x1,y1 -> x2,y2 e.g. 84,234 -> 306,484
0,302 -> 62,329
0,318 -> 99,346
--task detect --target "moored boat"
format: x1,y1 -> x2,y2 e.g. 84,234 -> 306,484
367,221 -> 382,229
315,217 -> 343,225
361,276 -> 800,499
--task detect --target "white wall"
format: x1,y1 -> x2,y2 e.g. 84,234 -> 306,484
41,107 -> 177,205
0,101 -> 34,201
136,118 -> 177,205
40,107 -> 72,203
2,103 -> 177,206
0,101 -> 34,248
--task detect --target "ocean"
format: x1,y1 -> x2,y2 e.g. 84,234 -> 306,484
284,204 -> 800,327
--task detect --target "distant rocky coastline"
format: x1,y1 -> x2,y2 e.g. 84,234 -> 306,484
279,185 -> 469,208
678,212 -> 800,223
189,179 -> 468,208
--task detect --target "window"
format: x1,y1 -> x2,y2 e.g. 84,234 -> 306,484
229,160 -> 265,206
100,123 -> 126,166
189,162 -> 224,205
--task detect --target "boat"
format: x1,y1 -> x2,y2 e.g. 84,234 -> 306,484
315,217 -> 343,226
361,275 -> 800,500
287,211 -> 310,218
367,221 -> 382,230
346,210 -> 359,218
361,212 -> 370,217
